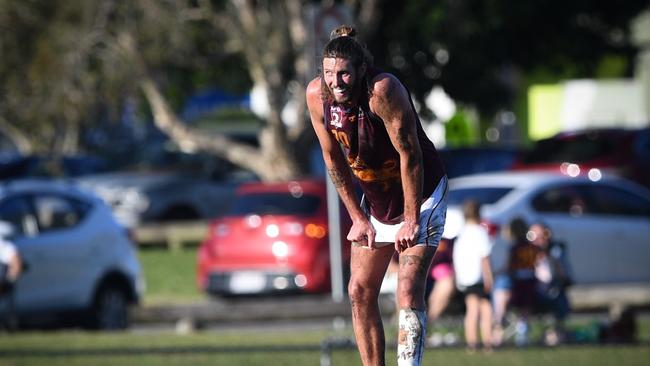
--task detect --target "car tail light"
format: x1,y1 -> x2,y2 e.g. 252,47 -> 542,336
283,222 -> 304,236
560,162 -> 581,177
271,241 -> 289,257
265,224 -> 280,238
305,223 -> 327,239
481,220 -> 500,239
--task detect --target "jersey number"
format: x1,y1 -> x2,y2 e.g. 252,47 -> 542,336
330,129 -> 350,148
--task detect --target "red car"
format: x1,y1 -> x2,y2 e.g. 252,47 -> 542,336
511,127 -> 650,188
197,179 -> 351,296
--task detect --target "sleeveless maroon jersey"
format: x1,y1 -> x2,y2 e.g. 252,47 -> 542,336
323,68 -> 445,224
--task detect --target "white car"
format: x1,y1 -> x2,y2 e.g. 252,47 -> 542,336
444,171 -> 650,285
0,179 -> 144,329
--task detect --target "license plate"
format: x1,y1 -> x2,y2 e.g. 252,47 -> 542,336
229,271 -> 266,294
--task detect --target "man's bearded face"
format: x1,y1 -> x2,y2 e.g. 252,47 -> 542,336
323,57 -> 363,105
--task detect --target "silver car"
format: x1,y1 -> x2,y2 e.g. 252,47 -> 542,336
0,179 -> 144,329
444,171 -> 650,285
76,171 -> 254,228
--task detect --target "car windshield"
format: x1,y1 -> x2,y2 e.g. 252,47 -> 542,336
230,193 -> 321,216
521,134 -> 621,164
448,187 -> 512,206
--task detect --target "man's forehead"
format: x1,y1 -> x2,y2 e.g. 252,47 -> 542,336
323,57 -> 354,69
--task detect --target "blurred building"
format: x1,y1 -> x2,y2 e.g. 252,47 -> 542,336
528,10 -> 650,140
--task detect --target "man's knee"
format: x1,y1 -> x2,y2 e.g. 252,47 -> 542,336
348,279 -> 379,305
396,279 -> 427,307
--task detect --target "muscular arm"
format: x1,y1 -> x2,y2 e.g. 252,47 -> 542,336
306,78 -> 375,246
369,74 -> 424,248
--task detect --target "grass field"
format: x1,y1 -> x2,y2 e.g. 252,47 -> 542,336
0,328 -> 648,366
1,247 -> 649,365
137,247 -> 204,305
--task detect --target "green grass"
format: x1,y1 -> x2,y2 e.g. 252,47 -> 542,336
137,247 -> 205,305
0,329 -> 648,366
2,246 -> 649,365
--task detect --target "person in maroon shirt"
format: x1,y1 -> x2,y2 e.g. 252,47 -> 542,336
306,25 -> 447,366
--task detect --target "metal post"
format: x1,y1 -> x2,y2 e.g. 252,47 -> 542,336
326,177 -> 344,303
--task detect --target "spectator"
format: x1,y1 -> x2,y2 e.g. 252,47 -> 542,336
491,218 -> 528,346
529,222 -> 572,345
452,200 -> 493,352
426,237 -> 456,347
0,221 -> 21,293
0,221 -> 22,329
506,217 -> 539,346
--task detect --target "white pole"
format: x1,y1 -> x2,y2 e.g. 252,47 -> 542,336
326,177 -> 344,303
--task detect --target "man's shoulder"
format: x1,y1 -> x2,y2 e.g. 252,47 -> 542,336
368,72 -> 406,104
306,77 -> 322,98
306,77 -> 326,114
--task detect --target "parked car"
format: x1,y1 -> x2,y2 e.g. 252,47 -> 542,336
511,127 -> 650,189
0,154 -> 109,179
0,179 -> 144,329
438,145 -> 523,178
75,170 -> 253,228
443,171 -> 650,285
197,179 -> 351,296
74,148 -> 258,228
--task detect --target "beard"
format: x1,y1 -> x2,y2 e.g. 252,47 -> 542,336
321,78 -> 363,106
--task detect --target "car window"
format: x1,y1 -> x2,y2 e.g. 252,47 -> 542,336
532,185 -> 591,216
584,185 -> 650,217
230,193 -> 321,216
0,195 -> 38,237
447,187 -> 512,206
32,194 -> 90,232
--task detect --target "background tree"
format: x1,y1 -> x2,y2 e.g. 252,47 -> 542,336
1,0 -> 647,179
370,0 -> 649,135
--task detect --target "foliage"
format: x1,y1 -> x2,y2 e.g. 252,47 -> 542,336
1,0 -> 648,176
371,0 -> 649,118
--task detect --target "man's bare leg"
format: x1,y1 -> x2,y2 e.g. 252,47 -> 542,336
396,246 -> 436,366
348,243 -> 395,366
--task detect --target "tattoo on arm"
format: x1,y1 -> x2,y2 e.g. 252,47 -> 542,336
396,126 -> 413,152
328,168 -> 345,188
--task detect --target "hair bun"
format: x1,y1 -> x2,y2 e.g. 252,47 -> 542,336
330,25 -> 356,40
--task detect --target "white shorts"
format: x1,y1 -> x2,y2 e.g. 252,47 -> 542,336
366,175 -> 448,248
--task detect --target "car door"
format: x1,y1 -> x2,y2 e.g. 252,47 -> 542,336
531,182 -> 650,284
0,194 -> 43,311
581,183 -> 650,283
11,193 -> 93,311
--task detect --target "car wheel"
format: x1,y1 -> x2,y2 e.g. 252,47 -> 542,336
89,285 -> 129,330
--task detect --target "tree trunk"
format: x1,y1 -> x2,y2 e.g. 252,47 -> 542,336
0,117 -> 33,154
140,77 -> 303,182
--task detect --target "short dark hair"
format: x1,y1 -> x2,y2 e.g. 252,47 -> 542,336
509,217 -> 529,243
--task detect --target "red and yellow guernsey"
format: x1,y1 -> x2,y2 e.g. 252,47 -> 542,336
323,68 -> 446,224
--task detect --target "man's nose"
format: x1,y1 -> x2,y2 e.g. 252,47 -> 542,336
331,76 -> 340,87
